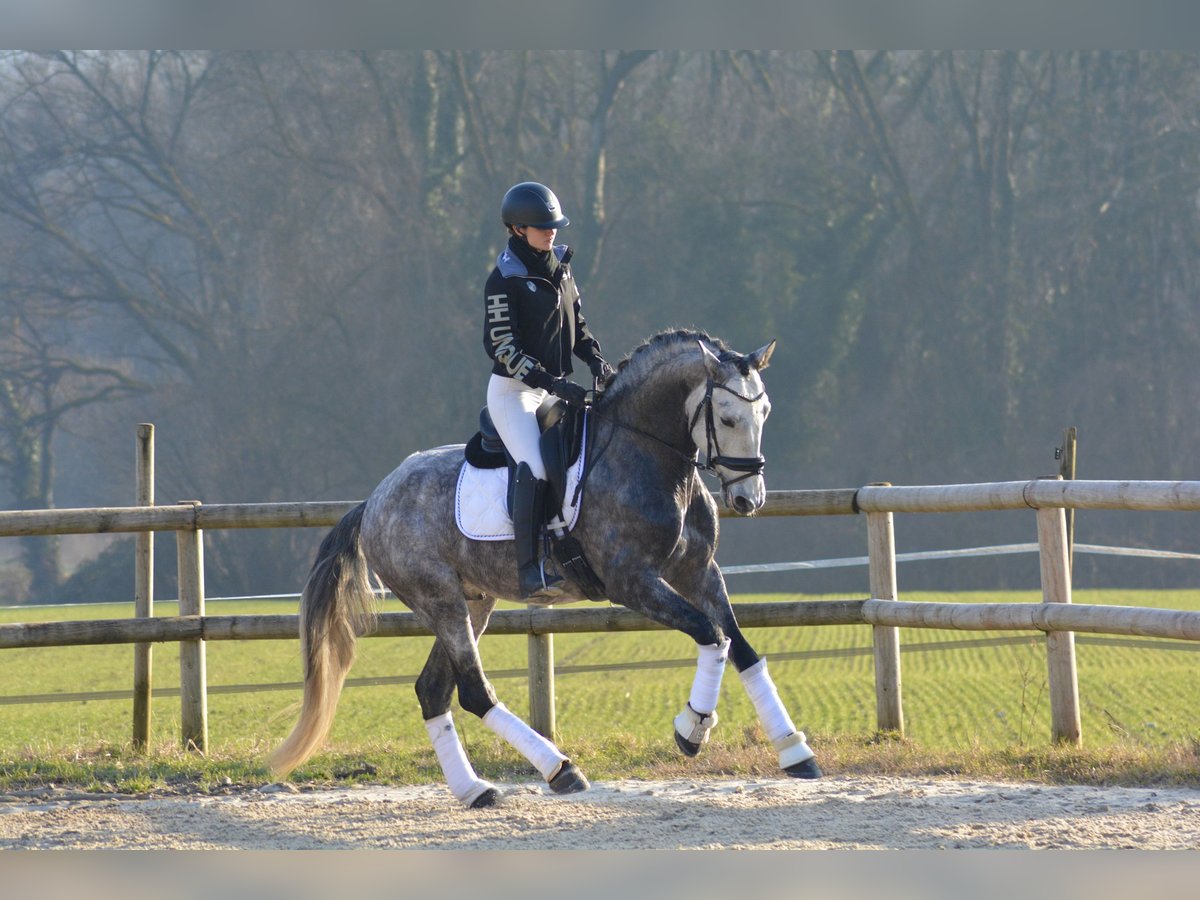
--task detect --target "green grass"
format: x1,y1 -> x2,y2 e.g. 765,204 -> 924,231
2,590 -> 1200,792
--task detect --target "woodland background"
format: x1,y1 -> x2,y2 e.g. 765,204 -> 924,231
3,50 -> 1199,604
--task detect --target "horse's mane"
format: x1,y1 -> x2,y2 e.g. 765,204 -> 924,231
621,328 -> 735,372
602,329 -> 744,403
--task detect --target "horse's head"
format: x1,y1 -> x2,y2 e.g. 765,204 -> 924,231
689,339 -> 775,515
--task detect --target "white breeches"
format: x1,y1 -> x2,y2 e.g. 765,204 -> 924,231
487,373 -> 548,480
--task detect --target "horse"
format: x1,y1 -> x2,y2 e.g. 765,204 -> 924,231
269,328 -> 822,807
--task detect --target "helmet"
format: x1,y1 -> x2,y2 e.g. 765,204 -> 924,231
501,181 -> 570,229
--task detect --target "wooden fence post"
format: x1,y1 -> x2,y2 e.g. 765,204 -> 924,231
527,609 -> 556,740
1058,426 -> 1078,572
132,424 -> 154,752
1036,477 -> 1081,746
867,485 -> 904,736
177,501 -> 207,753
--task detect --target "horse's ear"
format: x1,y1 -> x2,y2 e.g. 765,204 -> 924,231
699,341 -> 723,375
748,339 -> 776,371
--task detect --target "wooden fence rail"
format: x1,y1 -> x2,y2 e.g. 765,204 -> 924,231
9,598 -> 1200,646
0,601 -> 868,649
3,426 -> 1200,753
6,478 -> 1200,539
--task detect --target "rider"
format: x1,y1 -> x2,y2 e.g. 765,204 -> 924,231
483,181 -> 614,600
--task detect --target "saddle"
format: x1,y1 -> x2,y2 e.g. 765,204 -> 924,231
462,397 -> 605,601
465,395 -> 586,520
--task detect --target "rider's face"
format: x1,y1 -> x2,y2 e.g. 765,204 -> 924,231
517,225 -> 556,252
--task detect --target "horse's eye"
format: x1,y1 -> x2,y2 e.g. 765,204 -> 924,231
721,416 -> 737,428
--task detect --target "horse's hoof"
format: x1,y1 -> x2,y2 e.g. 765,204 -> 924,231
674,730 -> 702,758
784,757 -> 823,779
470,787 -> 501,808
548,761 -> 589,794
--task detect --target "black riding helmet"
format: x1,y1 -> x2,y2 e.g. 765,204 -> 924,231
501,181 -> 570,229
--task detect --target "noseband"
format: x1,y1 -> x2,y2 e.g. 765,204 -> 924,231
687,377 -> 767,489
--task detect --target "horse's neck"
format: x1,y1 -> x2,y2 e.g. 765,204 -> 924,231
599,357 -> 701,460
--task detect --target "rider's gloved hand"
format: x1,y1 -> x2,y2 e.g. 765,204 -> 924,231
551,378 -> 588,407
589,358 -> 615,385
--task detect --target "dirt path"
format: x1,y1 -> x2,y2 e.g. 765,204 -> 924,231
2,775 -> 1198,849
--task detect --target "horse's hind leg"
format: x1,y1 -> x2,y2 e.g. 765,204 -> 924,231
414,586 -> 588,803
417,641 -> 500,809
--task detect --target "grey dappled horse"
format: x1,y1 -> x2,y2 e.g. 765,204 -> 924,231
269,329 -> 821,807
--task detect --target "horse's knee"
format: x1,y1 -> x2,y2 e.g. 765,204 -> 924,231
688,618 -> 722,647
457,677 -> 499,719
415,675 -> 452,721
728,633 -> 760,672
415,658 -> 456,720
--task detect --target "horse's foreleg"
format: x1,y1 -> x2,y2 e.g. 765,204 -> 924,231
608,571 -> 731,756
738,658 -> 820,777
668,561 -> 822,778
673,637 -> 730,756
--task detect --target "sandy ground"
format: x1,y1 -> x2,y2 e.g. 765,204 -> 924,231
1,775 -> 1198,850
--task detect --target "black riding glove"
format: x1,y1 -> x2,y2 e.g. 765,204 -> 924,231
551,378 -> 588,407
589,358 -> 616,385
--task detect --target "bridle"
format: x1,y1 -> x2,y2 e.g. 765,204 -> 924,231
576,372 -> 767,505
687,376 -> 768,489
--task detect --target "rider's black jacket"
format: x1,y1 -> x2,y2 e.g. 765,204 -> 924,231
482,239 -> 604,391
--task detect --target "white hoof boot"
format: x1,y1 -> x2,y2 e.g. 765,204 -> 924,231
673,703 -> 718,757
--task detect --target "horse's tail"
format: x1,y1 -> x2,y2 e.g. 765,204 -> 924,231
268,501 -> 376,777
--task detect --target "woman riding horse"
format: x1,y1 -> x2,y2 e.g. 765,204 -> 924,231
483,181 -> 614,601
269,328 -> 822,808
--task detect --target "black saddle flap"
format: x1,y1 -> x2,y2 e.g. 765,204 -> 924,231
466,399 -> 586,505
538,401 -> 583,512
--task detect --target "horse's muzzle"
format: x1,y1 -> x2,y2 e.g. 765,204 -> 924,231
725,480 -> 766,516
730,494 -> 758,515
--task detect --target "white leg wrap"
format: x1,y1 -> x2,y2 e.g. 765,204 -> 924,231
674,704 -> 719,745
739,658 -> 814,767
424,712 -> 496,807
482,703 -> 568,781
687,638 -> 731,715
773,731 -> 816,768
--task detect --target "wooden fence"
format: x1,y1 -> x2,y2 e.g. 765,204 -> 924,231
4,434 -> 1200,751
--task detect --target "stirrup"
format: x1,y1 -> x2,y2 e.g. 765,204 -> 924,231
520,560 -> 565,601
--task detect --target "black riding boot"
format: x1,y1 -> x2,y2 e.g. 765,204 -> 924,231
513,462 -> 565,601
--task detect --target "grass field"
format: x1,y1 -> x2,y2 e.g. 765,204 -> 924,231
2,590 -> 1199,791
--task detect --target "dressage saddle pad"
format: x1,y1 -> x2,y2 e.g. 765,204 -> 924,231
454,421 -> 589,541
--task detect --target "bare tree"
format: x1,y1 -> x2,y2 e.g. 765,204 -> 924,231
0,288 -> 139,598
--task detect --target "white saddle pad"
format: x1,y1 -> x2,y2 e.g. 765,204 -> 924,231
454,420 -> 588,541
